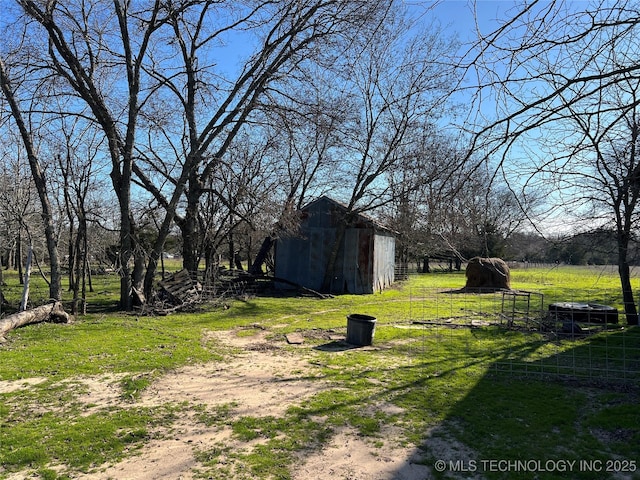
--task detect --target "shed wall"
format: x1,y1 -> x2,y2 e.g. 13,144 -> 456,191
274,196 -> 395,294
372,233 -> 396,292
274,228 -> 334,292
276,227 -> 389,294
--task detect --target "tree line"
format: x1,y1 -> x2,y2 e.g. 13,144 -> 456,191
0,0 -> 485,310
2,0 -> 640,324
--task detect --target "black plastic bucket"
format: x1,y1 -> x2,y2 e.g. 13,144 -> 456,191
346,314 -> 377,346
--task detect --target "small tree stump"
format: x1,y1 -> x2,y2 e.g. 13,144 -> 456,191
0,302 -> 70,341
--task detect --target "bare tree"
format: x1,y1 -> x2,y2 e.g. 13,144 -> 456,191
0,138 -> 40,284
9,0 -> 173,309
317,9 -> 458,291
381,129 -> 464,270
5,0 -> 396,307
465,0 -> 640,324
4,0 -> 472,305
56,117 -> 106,314
0,57 -> 62,302
248,81 -> 346,275
199,132 -> 278,276
130,0 -> 391,298
552,74 -> 640,323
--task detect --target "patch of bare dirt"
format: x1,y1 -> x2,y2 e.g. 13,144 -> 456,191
291,425 -> 432,480
77,420 -> 211,480
0,377 -> 48,393
137,331 -> 325,418
7,328 -> 451,479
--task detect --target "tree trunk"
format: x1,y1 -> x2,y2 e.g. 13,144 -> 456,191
180,177 -> 202,274
618,260 -> 638,325
619,266 -> 637,325
118,219 -> 134,311
422,256 -> 430,273
228,231 -> 235,270
0,301 -> 70,340
20,246 -> 33,311
0,59 -> 62,301
68,218 -> 75,291
181,214 -> 200,274
85,232 -> 93,294
17,232 -> 23,285
617,231 -> 638,325
203,240 -> 218,287
249,236 -> 275,275
71,219 -> 83,315
141,156 -> 200,300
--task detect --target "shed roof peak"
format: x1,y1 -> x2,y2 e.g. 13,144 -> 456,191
300,196 -> 394,233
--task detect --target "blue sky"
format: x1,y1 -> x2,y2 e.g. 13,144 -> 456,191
420,1 -> 577,234
426,0 -> 510,38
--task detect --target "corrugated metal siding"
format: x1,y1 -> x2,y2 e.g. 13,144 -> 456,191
274,235 -> 308,288
275,228 -> 335,291
309,228 -> 333,290
373,233 -> 395,292
274,197 -> 396,294
305,198 -> 335,229
342,228 -> 372,294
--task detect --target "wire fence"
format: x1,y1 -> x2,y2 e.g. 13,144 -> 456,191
403,287 -> 640,384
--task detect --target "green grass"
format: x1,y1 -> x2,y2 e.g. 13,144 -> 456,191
0,314 -> 219,380
1,265 -> 640,479
2,400 -> 178,477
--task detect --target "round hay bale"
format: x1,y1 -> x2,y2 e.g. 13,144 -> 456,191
465,257 -> 511,290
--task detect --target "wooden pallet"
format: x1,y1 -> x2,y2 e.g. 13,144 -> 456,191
158,269 -> 202,304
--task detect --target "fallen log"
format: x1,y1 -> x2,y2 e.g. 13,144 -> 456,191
0,301 -> 70,341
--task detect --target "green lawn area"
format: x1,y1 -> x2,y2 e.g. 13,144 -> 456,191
1,265 -> 639,479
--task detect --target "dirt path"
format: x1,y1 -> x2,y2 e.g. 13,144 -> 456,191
2,328 -> 438,479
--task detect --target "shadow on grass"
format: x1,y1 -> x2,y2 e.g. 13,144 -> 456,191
296,324 -> 640,479
394,326 -> 640,480
288,330 -> 546,441
313,340 -> 362,352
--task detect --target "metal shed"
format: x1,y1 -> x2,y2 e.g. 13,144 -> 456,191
274,196 -> 396,294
